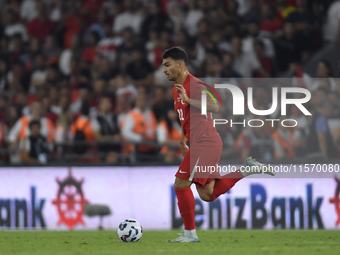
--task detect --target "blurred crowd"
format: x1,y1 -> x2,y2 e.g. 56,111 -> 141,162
0,0 -> 340,165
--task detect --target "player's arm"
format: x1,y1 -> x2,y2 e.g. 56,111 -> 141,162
175,84 -> 219,112
179,125 -> 189,156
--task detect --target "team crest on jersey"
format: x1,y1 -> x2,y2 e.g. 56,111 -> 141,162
177,97 -> 185,105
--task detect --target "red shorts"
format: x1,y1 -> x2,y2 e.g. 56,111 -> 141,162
175,143 -> 222,187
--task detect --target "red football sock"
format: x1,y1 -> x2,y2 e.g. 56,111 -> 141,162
210,170 -> 243,201
175,187 -> 196,230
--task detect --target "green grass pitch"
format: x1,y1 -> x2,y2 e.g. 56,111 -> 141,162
0,230 -> 339,255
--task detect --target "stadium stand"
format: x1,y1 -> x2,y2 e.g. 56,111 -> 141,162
0,0 -> 339,165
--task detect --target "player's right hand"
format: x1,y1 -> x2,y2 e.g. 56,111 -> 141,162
180,142 -> 189,156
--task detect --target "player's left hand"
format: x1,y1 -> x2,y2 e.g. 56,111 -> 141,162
175,84 -> 189,104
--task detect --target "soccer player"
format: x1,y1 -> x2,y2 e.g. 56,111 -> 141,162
162,47 -> 275,243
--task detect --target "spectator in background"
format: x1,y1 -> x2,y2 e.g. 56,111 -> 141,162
86,8 -> 107,41
327,92 -> 340,146
224,0 -> 241,25
26,2 -> 55,43
193,18 -> 212,65
234,117 -> 275,161
60,0 -> 83,49
309,87 -> 329,115
70,102 -> 95,154
210,28 -> 231,54
243,0 -> 261,23
290,104 -> 308,157
12,92 -> 28,115
45,64 -> 61,86
219,52 -> 241,78
206,0 -> 225,27
260,2 -> 283,36
0,36 -> 10,62
91,78 -> 106,107
115,92 -> 132,128
7,101 -> 54,155
126,49 -> 154,89
184,0 -> 203,37
82,31 -> 100,64
140,0 -> 173,42
92,96 -> 121,162
94,56 -> 117,81
214,118 -> 236,159
328,92 -> 340,119
111,74 -> 137,96
0,95 -> 6,121
117,27 -> 139,62
157,109 -> 181,163
242,20 -> 275,59
67,56 -> 83,90
0,118 -> 8,162
21,36 -> 40,71
271,117 -> 295,159
96,23 -> 124,63
59,34 -> 81,76
0,95 -> 7,122
81,0 -> 104,26
310,60 -> 337,92
8,34 -> 24,64
3,8 -> 28,42
151,86 -> 170,122
199,52 -> 222,82
323,0 -> 340,43
41,95 -> 58,125
113,0 -> 143,35
276,0 -> 296,19
5,104 -> 20,133
306,100 -> 338,159
70,86 -> 90,114
20,0 -> 38,23
151,31 -> 172,69
0,59 -> 9,93
231,36 -> 269,78
49,87 -> 62,115
121,89 -> 157,157
289,61 -> 312,89
54,92 -> 72,153
19,120 -> 51,164
0,0 -> 337,165
43,35 -> 61,61
275,21 -> 301,74
7,61 -> 30,93
286,0 -> 314,58
29,54 -> 47,94
286,0 -> 313,30
49,0 -> 61,23
146,29 -> 159,68
253,40 -> 272,77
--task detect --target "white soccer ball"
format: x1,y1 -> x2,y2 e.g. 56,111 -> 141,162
117,219 -> 143,242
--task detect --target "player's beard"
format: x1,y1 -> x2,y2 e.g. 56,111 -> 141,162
168,69 -> 178,81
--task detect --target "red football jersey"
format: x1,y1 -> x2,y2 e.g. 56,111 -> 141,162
173,74 -> 222,145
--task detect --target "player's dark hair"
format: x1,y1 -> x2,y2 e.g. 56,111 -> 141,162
162,47 -> 188,66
